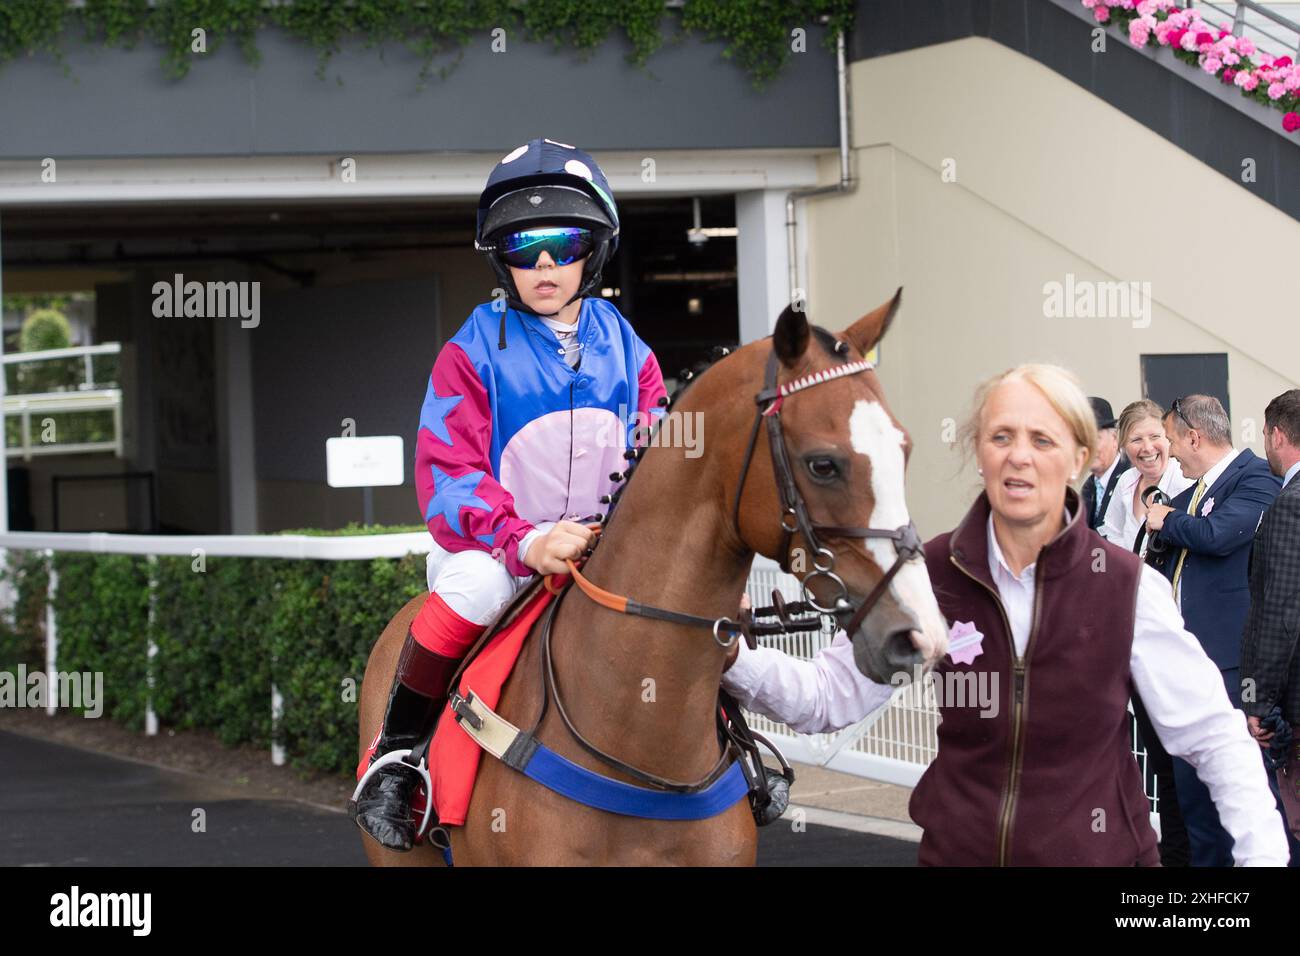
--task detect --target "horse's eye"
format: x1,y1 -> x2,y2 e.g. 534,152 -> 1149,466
806,457 -> 840,481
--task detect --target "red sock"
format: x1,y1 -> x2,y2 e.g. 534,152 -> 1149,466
410,591 -> 486,658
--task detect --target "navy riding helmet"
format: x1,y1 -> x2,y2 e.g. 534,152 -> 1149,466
475,138 -> 620,347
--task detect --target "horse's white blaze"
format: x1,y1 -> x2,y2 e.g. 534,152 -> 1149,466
848,400 -> 949,664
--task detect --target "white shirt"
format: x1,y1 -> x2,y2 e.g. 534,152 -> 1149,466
722,505 -> 1291,865
1283,460 -> 1300,489
1098,460 -> 1194,555
1174,446 -> 1240,608
540,314 -> 582,368
1090,453 -> 1126,523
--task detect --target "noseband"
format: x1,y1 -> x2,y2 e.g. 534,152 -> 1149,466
731,344 -> 924,641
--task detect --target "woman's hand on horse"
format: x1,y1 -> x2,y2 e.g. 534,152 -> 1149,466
525,521 -> 598,575
722,592 -> 750,672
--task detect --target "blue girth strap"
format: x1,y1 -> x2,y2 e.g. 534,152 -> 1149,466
522,744 -> 749,820
449,688 -> 749,821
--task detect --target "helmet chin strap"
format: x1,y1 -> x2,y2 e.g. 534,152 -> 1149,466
489,249 -> 608,349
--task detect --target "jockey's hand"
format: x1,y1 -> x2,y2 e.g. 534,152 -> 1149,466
524,521 -> 597,575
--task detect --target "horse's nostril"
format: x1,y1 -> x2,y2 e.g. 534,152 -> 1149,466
883,629 -> 923,670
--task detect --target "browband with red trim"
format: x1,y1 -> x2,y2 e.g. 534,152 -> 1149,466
761,358 -> 875,417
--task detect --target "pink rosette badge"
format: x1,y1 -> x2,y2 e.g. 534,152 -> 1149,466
947,620 -> 985,666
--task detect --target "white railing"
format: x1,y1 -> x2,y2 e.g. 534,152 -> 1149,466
1190,0 -> 1300,57
2,343 -> 123,459
0,531 -> 1157,817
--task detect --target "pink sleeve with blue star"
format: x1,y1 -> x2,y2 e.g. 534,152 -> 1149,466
635,349 -> 668,445
416,343 -> 536,578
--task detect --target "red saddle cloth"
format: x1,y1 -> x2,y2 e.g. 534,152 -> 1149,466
354,581 -> 564,831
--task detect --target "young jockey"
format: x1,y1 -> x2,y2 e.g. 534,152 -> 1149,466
353,138 -> 668,851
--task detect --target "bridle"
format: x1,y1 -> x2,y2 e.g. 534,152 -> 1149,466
564,332 -> 925,649
524,330 -> 925,795
730,341 -> 925,642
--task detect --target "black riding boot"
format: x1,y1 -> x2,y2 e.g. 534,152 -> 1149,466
353,629 -> 461,851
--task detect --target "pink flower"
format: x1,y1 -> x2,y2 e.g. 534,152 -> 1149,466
1268,81 -> 1286,99
1168,27 -> 1188,49
1237,37 -> 1256,56
1285,73 -> 1300,91
1082,0 -> 1097,7
1222,68 -> 1237,83
1130,19 -> 1152,46
1181,30 -> 1201,52
1276,56 -> 1294,69
1202,56 -> 1222,74
1283,112 -> 1300,132
1223,51 -> 1239,66
1241,72 -> 1260,91
1218,28 -> 1230,39
1195,31 -> 1214,48
1094,4 -> 1110,22
1167,10 -> 1189,29
1136,0 -> 1157,13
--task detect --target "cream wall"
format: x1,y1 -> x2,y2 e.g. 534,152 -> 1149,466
806,37 -> 1300,537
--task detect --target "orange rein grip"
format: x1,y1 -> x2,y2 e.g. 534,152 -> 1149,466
543,523 -> 624,608
563,525 -> 625,612
563,558 -> 628,613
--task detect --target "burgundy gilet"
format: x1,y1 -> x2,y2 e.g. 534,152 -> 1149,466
912,487 -> 1158,866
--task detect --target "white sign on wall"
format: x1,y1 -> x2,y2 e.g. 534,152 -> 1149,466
326,436 -> 404,488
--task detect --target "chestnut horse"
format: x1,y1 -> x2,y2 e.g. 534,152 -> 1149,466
358,290 -> 949,866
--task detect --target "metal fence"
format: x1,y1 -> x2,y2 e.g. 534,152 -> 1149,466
1189,1 -> 1300,57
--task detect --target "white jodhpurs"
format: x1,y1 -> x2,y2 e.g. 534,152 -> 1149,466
425,540 -> 536,626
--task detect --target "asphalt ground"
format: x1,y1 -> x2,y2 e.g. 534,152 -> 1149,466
0,730 -> 918,866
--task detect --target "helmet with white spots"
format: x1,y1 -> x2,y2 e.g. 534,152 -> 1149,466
475,139 -> 620,334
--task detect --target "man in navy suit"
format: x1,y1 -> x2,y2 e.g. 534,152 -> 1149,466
1146,394 -> 1284,865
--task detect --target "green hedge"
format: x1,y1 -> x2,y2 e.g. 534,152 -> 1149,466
2,523 -> 429,775
0,548 -> 50,671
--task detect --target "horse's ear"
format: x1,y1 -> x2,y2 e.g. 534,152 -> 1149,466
772,304 -> 810,368
841,287 -> 902,357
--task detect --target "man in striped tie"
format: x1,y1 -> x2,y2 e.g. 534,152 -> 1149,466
1145,394 -> 1284,866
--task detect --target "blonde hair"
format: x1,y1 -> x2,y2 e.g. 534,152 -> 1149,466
958,364 -> 1097,473
1115,399 -> 1166,448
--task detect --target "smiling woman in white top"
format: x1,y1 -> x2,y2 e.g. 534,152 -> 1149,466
1100,399 -> 1194,555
